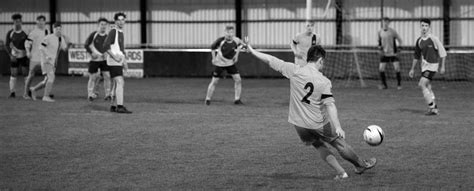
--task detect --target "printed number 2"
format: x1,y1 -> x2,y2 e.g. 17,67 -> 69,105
301,82 -> 314,104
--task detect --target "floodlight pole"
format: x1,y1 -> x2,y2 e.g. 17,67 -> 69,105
49,0 -> 57,32
235,0 -> 242,38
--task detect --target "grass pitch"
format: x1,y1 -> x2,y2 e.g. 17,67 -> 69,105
1,76 -> 473,190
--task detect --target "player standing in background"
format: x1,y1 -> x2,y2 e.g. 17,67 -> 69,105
409,18 -> 446,115
30,23 -> 70,102
104,12 -> 132,113
378,17 -> 403,90
5,13 -> 28,98
85,17 -> 111,102
204,26 -> 244,105
290,21 -> 321,67
245,38 -> 376,180
24,15 -> 49,99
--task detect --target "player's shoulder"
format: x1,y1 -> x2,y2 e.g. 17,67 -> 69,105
295,32 -> 305,38
427,34 -> 441,42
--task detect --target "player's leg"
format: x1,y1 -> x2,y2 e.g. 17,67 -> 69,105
110,66 -> 131,113
294,126 -> 347,179
231,73 -> 243,104
418,72 -> 437,115
87,61 -> 100,101
24,61 -> 40,99
392,60 -> 402,89
42,67 -> 55,102
102,71 -> 112,100
378,61 -> 388,89
205,67 -> 223,105
19,58 -> 30,98
9,67 -> 19,98
329,138 -> 376,174
100,61 -> 112,100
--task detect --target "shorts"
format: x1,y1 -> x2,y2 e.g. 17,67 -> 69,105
380,56 -> 399,63
212,65 -> 239,78
11,57 -> 29,68
294,123 -> 339,147
41,63 -> 55,75
89,61 -> 110,73
421,71 -> 436,80
109,66 -> 123,78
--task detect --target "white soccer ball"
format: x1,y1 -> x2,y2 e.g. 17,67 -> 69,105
363,125 -> 384,146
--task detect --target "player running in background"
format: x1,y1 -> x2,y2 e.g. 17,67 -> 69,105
378,17 -> 403,90
290,21 -> 321,67
409,18 -> 446,115
85,17 -> 112,102
5,13 -> 28,98
245,38 -> 376,180
24,15 -> 49,99
104,12 -> 132,113
30,23 -> 70,102
204,26 -> 244,105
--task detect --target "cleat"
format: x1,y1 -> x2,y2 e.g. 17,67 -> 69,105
49,94 -> 54,98
397,86 -> 402,90
378,85 -> 387,90
8,92 -> 16,98
355,158 -> 377,174
110,106 -> 117,112
42,96 -> 55,102
28,89 -> 32,97
234,99 -> 244,105
23,94 -> 31,100
205,100 -> 211,105
116,106 -> 132,114
334,172 -> 349,180
30,88 -> 37,101
425,108 -> 439,116
88,96 -> 94,102
104,96 -> 112,101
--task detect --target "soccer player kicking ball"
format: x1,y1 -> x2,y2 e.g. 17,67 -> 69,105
85,18 -> 112,102
409,18 -> 446,116
30,23 -> 70,102
104,12 -> 132,114
245,38 -> 376,180
205,26 -> 244,105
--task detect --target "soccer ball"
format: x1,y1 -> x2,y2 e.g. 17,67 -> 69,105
363,125 -> 384,146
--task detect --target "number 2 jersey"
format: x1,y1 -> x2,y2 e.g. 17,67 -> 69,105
267,56 -> 334,130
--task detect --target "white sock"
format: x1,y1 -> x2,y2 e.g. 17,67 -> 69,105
104,75 -> 111,97
9,76 -> 17,93
234,80 -> 241,101
206,81 -> 217,100
422,88 -> 433,105
115,78 -> 124,105
87,74 -> 97,97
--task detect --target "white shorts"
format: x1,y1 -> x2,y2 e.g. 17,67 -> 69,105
421,61 -> 439,72
41,62 -> 55,75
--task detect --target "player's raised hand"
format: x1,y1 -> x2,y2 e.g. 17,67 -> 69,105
335,128 -> 345,139
439,66 -> 445,74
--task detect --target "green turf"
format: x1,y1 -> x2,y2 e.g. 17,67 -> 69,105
1,76 -> 473,190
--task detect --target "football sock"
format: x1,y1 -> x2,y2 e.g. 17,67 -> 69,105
9,76 -> 17,93
234,80 -> 241,101
422,88 -> 433,105
88,73 -> 97,96
331,138 -> 365,168
206,81 -> 217,100
44,81 -> 54,98
396,72 -> 401,86
115,79 -> 124,105
104,75 -> 111,97
380,72 -> 387,87
316,145 -> 346,174
24,74 -> 33,95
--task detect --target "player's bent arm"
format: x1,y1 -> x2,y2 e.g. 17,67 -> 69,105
324,101 -> 345,139
247,44 -> 295,77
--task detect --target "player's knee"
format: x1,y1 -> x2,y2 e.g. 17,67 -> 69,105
210,78 -> 219,85
102,72 -> 111,79
47,73 -> 55,82
233,75 -> 242,83
115,77 -> 124,86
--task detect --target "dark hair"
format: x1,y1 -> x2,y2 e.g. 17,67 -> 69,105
225,25 -> 234,31
114,12 -> 127,21
306,45 -> 326,63
12,13 -> 22,20
36,15 -> 46,21
420,18 -> 431,25
383,17 -> 390,21
98,17 -> 108,23
53,22 -> 61,28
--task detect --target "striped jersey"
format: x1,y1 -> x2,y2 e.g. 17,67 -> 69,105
414,34 -> 447,64
211,36 -> 243,67
5,29 -> 28,58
